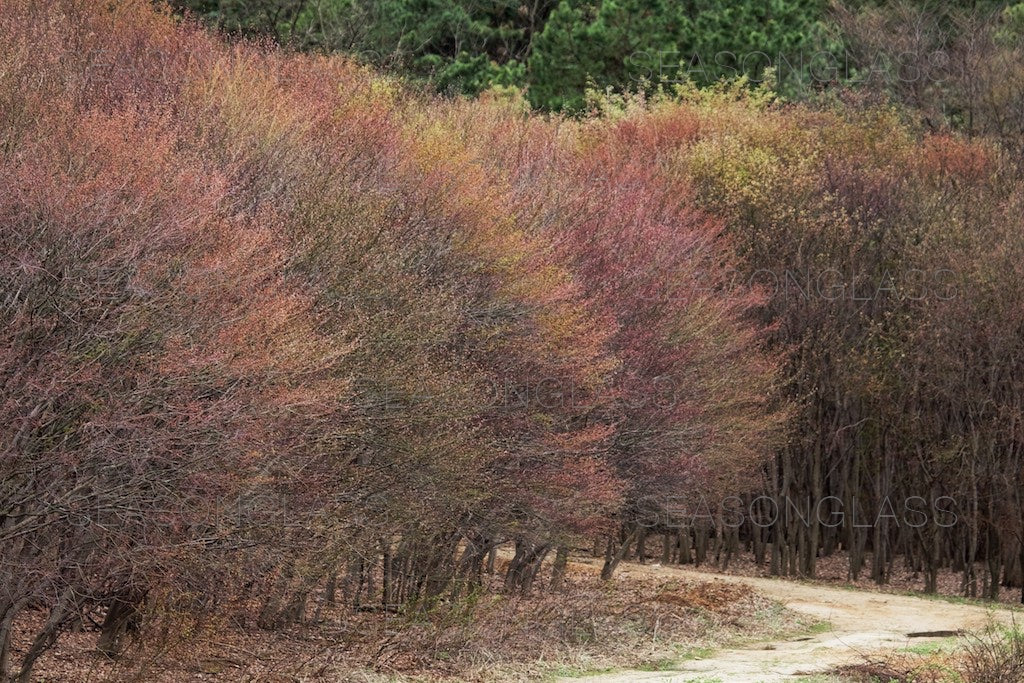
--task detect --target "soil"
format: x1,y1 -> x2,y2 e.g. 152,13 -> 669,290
570,559 -> 1020,682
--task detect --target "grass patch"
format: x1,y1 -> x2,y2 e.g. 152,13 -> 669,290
807,620 -> 834,634
678,645 -> 716,660
545,665 -> 618,679
904,638 -> 956,655
836,621 -> 1024,682
637,657 -> 680,671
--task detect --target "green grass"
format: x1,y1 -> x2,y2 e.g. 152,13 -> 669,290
637,657 -> 680,671
545,664 -> 617,679
904,637 -> 957,655
628,645 -> 716,673
807,619 -> 833,634
678,645 -> 716,660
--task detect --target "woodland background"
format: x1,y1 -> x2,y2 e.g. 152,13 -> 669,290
2,0 -> 1024,680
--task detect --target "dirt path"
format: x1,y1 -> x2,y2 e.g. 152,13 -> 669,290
570,562 -> 1017,682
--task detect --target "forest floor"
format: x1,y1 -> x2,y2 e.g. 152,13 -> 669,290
568,556 -> 1020,682
14,552 -> 1023,681
12,555 -> 807,682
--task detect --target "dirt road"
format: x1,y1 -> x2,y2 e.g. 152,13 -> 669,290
571,562 -> 1017,682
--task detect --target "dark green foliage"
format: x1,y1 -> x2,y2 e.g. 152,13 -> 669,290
168,0 -> 547,94
528,0 -> 821,110
167,0 -> 822,108
164,1 -> 1023,115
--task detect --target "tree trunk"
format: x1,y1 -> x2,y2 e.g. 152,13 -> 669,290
600,528 -> 637,580
97,594 -> 140,658
550,546 -> 569,591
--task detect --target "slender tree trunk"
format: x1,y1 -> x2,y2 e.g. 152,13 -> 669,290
97,593 -> 140,658
17,589 -> 74,682
550,546 -> 569,591
600,528 -> 638,580
0,598 -> 29,681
